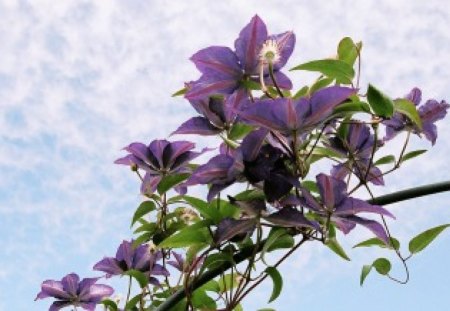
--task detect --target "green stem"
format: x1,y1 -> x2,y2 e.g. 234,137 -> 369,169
155,181 -> 450,311
126,275 -> 132,306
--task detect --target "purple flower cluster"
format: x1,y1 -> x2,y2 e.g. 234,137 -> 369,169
37,14 -> 449,311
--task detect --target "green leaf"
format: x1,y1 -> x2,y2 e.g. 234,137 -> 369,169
203,252 -> 234,271
337,37 -> 362,66
353,237 -> 400,250
312,146 -> 345,159
125,294 -> 142,310
309,77 -> 334,94
131,201 -> 156,227
290,59 -> 355,84
124,270 -> 148,288
133,231 -> 153,246
158,220 -> 212,248
400,149 -> 427,162
183,195 -> 220,223
157,173 -> 190,194
394,99 -> 423,129
261,228 -> 294,263
367,84 -> 395,117
293,86 -> 309,99
218,274 -> 239,292
234,189 -> 266,201
265,267 -> 283,303
333,101 -> 371,115
240,79 -> 261,90
101,299 -> 118,311
200,279 -> 221,293
228,122 -> 254,141
133,222 -> 157,235
326,238 -> 351,261
360,265 -> 372,286
301,180 -> 319,193
372,258 -> 391,275
266,233 -> 294,253
374,155 -> 396,166
233,304 -> 244,311
408,224 -> 450,254
191,289 -> 217,309
172,87 -> 186,97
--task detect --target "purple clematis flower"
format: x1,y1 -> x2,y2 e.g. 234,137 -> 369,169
167,251 -> 204,273
35,273 -> 113,311
184,128 -> 267,201
300,173 -> 395,243
173,90 -> 249,136
238,86 -> 357,137
93,240 -> 169,286
328,122 -> 384,185
383,87 -> 449,145
115,139 -> 204,194
185,15 -> 295,100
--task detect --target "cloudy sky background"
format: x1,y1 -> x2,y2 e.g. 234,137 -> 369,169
0,0 -> 449,310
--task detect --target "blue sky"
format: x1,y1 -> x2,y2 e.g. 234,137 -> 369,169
0,0 -> 449,310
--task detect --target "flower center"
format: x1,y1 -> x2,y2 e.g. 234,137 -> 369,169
259,39 -> 281,65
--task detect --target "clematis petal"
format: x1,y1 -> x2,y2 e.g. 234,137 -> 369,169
422,122 -> 438,145
304,86 -> 356,127
271,98 -> 300,132
334,198 -> 395,218
330,163 -> 350,181
186,155 -> 234,185
235,15 -> 268,73
185,74 -> 238,100
148,140 -> 170,169
264,207 -> 320,230
132,244 -> 151,271
79,303 -> 97,311
419,99 -> 449,144
80,284 -> 114,303
269,31 -> 296,70
124,143 -> 151,165
214,218 -> 256,244
78,278 -> 100,300
49,301 -> 72,311
264,172 -> 295,202
332,217 -> 356,234
116,240 -> 133,270
228,196 -> 267,217
316,173 -> 347,211
190,46 -> 242,78
36,280 -> 71,300
224,89 -> 250,123
151,263 -> 170,277
299,188 -> 323,213
172,117 -> 222,136
207,182 -> 234,202
260,70 -> 293,90
238,98 -> 293,133
141,173 -> 162,195
61,273 -> 79,297
161,141 -> 196,169
189,97 -> 225,127
405,87 -> 422,106
241,128 -> 268,162
343,215 -> 389,244
93,257 -> 123,276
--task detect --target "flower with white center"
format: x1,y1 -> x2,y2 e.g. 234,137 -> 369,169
259,39 -> 282,65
